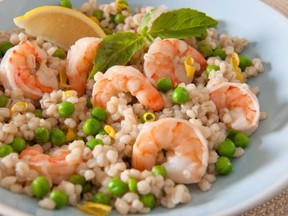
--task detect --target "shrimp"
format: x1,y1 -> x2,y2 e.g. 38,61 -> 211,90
143,39 -> 207,87
66,37 -> 101,96
209,82 -> 260,135
132,118 -> 209,184
92,65 -> 164,111
19,145 -> 82,184
0,40 -> 58,100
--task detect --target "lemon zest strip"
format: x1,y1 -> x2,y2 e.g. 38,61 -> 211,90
104,125 -> 115,138
184,55 -> 196,78
77,202 -> 112,216
10,102 -> 28,114
231,52 -> 244,83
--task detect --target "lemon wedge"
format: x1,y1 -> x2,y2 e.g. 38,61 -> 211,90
13,6 -> 106,50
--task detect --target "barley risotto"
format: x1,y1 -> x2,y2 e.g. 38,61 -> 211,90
0,0 -> 267,215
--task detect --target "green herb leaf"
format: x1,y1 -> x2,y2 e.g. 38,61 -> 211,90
138,8 -> 156,36
89,32 -> 146,78
147,8 -> 218,39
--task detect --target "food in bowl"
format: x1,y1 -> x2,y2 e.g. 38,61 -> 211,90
0,0 -> 266,214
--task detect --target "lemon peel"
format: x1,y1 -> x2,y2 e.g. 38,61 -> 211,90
116,0 -> 130,12
77,202 -> 112,216
66,127 -> 76,142
13,6 -> 106,50
104,125 -> 115,138
10,102 -> 28,114
63,90 -> 74,98
231,52 -> 244,83
60,70 -> 70,89
184,55 -> 196,78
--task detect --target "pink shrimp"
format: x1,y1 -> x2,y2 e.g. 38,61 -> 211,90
132,118 -> 209,184
19,145 -> 82,184
0,40 -> 58,100
209,82 -> 260,135
143,39 -> 207,87
92,65 -> 164,111
66,37 -> 101,96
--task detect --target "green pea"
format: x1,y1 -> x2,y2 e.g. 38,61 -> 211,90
114,13 -> 125,24
213,48 -> 227,60
86,138 -> 104,150
50,128 -> 66,146
83,118 -> 101,136
198,43 -> 213,58
33,109 -> 43,118
31,176 -> 50,198
107,177 -> 128,197
59,0 -> 72,8
82,182 -> 92,194
0,144 -> 13,157
215,156 -> 233,175
91,107 -> 107,122
233,132 -> 250,149
140,193 -> 156,209
11,137 -> 26,152
93,9 -> 104,21
128,177 -> 138,193
68,174 -> 86,186
58,101 -> 75,118
86,96 -> 93,109
239,55 -> 252,71
157,78 -> 173,92
52,48 -> 67,59
217,139 -> 236,158
195,30 -> 208,41
206,64 -> 220,75
0,41 -> 13,57
172,86 -> 189,104
98,129 -> 108,135
103,28 -> 113,35
227,128 -> 238,140
0,95 -> 9,107
92,192 -> 111,205
34,127 -> 50,143
151,165 -> 167,178
49,190 -> 68,209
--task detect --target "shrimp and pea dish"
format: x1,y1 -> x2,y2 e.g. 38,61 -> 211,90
0,0 -> 266,215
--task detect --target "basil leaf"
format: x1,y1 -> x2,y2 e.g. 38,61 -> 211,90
148,8 -> 218,39
138,8 -> 156,35
90,32 -> 146,78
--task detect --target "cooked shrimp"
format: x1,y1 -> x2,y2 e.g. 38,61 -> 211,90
92,65 -> 164,111
209,82 -> 260,135
66,37 -> 101,96
19,145 -> 82,184
132,118 -> 209,184
143,39 -> 207,87
0,40 -> 58,100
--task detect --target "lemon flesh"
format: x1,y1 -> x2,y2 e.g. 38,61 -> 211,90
14,6 -> 106,50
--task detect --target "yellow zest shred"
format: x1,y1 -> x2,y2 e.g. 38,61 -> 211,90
115,0 -> 130,12
230,52 -> 244,83
104,125 -> 115,138
10,102 -> 28,114
77,202 -> 112,216
60,70 -> 70,89
66,127 -> 77,142
142,112 -> 156,122
184,55 -> 196,78
63,90 -> 73,97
